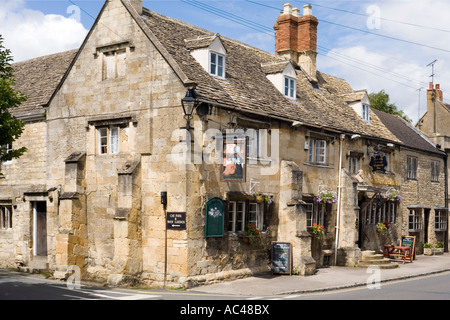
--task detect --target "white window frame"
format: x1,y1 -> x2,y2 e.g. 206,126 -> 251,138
2,144 -> 12,164
209,51 -> 225,78
435,210 -> 447,231
228,201 -> 264,233
306,202 -> 325,229
98,126 -> 119,155
308,139 -> 326,164
284,76 -> 296,98
362,104 -> 370,122
349,156 -> 359,174
408,209 -> 422,232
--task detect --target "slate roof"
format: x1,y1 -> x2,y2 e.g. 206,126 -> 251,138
372,108 -> 444,155
11,50 -> 78,119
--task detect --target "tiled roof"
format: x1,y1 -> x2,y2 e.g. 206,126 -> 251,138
139,8 -> 400,141
11,50 -> 78,119
372,108 -> 444,155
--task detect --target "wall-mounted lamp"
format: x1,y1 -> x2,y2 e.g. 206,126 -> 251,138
351,134 -> 361,140
181,88 -> 199,131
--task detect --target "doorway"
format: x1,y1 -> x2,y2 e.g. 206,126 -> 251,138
33,201 -> 47,256
424,208 -> 431,244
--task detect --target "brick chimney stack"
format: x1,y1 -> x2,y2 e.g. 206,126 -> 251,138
274,3 -> 319,80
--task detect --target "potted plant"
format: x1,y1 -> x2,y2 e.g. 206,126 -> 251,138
376,222 -> 390,235
434,242 -> 444,255
315,190 -> 337,204
385,189 -> 402,202
252,192 -> 273,205
310,223 -> 325,240
243,223 -> 260,244
423,242 -> 433,255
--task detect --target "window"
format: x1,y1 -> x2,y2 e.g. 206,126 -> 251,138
1,144 -> 12,164
210,52 -> 225,78
103,49 -> 126,80
431,160 -> 440,182
308,139 -> 326,164
362,104 -> 370,122
362,200 -> 396,225
0,205 -> 12,230
98,127 -> 119,154
408,209 -> 422,232
228,201 -> 265,233
284,76 -> 296,98
407,156 -> 418,180
349,157 -> 359,174
435,210 -> 447,231
306,202 -> 325,230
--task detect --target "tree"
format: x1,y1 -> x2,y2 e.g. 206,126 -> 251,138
369,90 -> 412,123
0,35 -> 27,170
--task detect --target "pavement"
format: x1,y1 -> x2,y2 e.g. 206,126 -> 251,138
188,253 -> 450,296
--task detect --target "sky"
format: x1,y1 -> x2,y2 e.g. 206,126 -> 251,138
1,0 -> 449,124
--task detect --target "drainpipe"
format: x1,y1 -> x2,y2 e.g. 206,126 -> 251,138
444,151 -> 449,252
334,134 -> 345,265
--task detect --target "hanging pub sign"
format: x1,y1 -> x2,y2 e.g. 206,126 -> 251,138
369,151 -> 387,173
205,197 -> 225,237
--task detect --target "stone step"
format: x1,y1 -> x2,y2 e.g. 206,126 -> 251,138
18,256 -> 49,274
360,257 -> 393,264
357,261 -> 399,269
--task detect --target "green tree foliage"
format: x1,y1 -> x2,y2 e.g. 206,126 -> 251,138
0,35 -> 27,169
369,90 -> 411,123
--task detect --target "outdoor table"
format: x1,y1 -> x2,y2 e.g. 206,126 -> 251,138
383,245 -> 413,264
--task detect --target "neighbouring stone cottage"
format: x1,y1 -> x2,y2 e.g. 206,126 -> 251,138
0,0 -> 447,288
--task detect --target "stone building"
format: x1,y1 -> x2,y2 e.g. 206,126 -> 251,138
0,0 -> 447,288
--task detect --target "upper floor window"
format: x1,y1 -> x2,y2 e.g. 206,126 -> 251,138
362,104 -> 370,122
103,49 -> 126,80
284,76 -> 296,98
308,139 -> 326,164
210,52 -> 225,78
431,160 -> 440,182
1,144 -> 12,164
98,126 -> 119,154
407,156 -> 418,180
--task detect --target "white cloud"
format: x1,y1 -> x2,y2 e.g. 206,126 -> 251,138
316,0 -> 450,124
0,0 -> 88,62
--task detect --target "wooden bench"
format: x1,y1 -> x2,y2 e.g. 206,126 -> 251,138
383,245 -> 413,264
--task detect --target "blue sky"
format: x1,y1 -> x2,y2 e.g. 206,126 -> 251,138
2,0 -> 450,123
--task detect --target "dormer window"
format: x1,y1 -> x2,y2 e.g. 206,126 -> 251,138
186,34 -> 227,80
342,90 -> 371,123
210,52 -> 225,78
262,61 -> 297,100
284,76 -> 296,98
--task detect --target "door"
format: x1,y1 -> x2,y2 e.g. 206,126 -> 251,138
424,208 -> 430,244
33,201 -> 47,256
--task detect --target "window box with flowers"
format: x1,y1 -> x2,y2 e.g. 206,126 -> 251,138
243,223 -> 261,244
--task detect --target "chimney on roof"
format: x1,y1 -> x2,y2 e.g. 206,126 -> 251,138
427,82 -> 444,134
129,0 -> 143,15
274,3 -> 319,80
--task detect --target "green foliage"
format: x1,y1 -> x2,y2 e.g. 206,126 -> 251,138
0,35 -> 27,168
369,90 -> 412,123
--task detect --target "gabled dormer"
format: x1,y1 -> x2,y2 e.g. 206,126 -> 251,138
342,90 -> 371,123
261,61 -> 297,99
185,34 -> 227,79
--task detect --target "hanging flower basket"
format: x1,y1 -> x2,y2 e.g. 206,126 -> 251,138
315,190 -> 337,204
252,192 -> 273,205
385,189 -> 402,202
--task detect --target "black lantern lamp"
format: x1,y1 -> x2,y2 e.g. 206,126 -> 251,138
181,88 -> 198,131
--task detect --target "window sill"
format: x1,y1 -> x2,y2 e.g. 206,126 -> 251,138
304,162 -> 334,169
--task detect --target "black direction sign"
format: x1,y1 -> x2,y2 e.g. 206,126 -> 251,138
166,212 -> 186,230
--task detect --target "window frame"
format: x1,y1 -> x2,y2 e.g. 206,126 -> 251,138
362,104 -> 370,122
102,49 -> 126,80
98,126 -> 120,155
283,76 -> 296,99
435,210 -> 448,231
227,200 -> 265,233
406,156 -> 418,180
209,51 -> 225,78
431,160 -> 440,182
308,138 -> 327,165
305,202 -> 326,230
349,156 -> 359,174
0,205 -> 12,230
408,208 -> 422,232
362,200 -> 397,226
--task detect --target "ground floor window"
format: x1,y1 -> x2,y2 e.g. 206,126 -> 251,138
305,202 -> 326,230
435,210 -> 448,231
408,209 -> 422,232
0,205 -> 12,230
228,201 -> 265,232
362,200 -> 396,225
